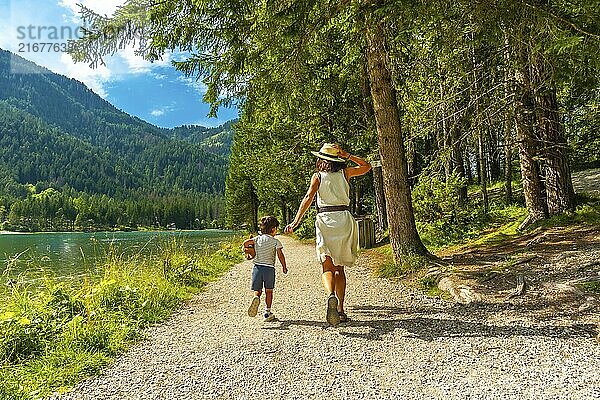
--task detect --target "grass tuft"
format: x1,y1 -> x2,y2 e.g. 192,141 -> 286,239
580,281 -> 600,293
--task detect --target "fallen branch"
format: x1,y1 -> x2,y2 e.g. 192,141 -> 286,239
505,274 -> 526,300
513,255 -> 536,266
478,271 -> 499,283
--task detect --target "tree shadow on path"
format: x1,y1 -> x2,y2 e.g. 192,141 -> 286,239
263,305 -> 597,342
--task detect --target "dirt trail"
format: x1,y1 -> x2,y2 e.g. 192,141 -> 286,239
56,235 -> 599,400
432,168 -> 600,321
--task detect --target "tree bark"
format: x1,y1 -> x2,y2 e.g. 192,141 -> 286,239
514,63 -> 547,228
372,162 -> 388,233
449,113 -> 468,204
470,32 -> 489,213
365,23 -> 429,260
249,180 -> 259,232
362,58 -> 388,232
488,130 -> 502,182
465,148 -> 474,183
280,199 -> 288,225
406,135 -> 419,188
503,32 -> 514,204
531,60 -> 575,216
477,128 -> 489,213
504,120 -> 514,204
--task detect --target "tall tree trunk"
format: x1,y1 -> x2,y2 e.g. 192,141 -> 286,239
531,60 -> 575,216
470,32 -> 489,213
451,133 -> 468,205
365,23 -> 428,260
488,130 -> 502,182
514,63 -> 548,228
280,199 -> 288,225
438,62 -> 451,181
249,180 -> 259,232
465,148 -> 474,183
503,32 -> 514,204
362,59 -> 388,231
372,161 -> 388,233
477,129 -> 489,213
407,135 -> 420,188
504,120 -> 514,204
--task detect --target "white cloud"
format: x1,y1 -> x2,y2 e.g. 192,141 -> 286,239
177,75 -> 208,96
119,46 -> 171,74
53,0 -> 176,93
58,0 -> 126,18
59,52 -> 112,97
149,103 -> 176,118
58,0 -> 172,76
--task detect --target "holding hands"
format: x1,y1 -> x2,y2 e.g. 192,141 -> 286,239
284,223 -> 296,234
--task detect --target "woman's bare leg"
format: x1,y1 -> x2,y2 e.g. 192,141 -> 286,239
334,268 -> 346,313
321,256 -> 342,325
321,256 -> 336,294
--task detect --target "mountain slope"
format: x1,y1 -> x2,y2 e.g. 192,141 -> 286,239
171,120 -> 236,155
0,49 -> 234,197
0,102 -> 142,197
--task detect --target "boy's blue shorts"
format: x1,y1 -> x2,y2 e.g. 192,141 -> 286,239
251,264 -> 275,291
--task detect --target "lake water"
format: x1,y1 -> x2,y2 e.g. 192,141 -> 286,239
0,230 -> 238,281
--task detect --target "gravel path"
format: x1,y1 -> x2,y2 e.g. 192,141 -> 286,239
55,236 -> 599,400
572,168 -> 600,197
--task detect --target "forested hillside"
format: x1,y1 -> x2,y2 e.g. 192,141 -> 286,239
0,49 -> 235,231
171,121 -> 235,155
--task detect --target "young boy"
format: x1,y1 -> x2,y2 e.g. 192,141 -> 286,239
243,216 -> 287,322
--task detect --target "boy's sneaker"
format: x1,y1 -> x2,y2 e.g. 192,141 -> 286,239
326,293 -> 340,326
263,311 -> 277,322
248,296 -> 260,317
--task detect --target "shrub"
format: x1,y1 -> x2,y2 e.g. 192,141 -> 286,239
412,171 -> 470,225
294,208 -> 316,240
412,172 -> 478,249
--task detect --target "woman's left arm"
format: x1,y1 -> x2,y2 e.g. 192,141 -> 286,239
334,145 -> 371,179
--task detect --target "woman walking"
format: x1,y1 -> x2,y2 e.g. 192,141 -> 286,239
285,143 -> 371,326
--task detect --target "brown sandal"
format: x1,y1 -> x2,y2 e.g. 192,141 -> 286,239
339,312 -> 349,323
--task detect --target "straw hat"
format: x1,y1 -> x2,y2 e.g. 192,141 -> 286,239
311,143 -> 346,163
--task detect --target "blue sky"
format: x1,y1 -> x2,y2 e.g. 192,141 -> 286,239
0,0 -> 238,128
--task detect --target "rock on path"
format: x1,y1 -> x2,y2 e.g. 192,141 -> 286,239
55,236 -> 600,400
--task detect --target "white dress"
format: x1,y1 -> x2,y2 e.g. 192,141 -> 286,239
315,171 -> 359,267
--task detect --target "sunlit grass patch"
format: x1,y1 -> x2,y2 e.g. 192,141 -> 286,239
371,244 -> 431,278
579,281 -> 600,293
530,202 -> 600,230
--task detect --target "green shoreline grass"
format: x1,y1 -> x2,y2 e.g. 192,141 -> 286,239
0,237 -> 243,400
